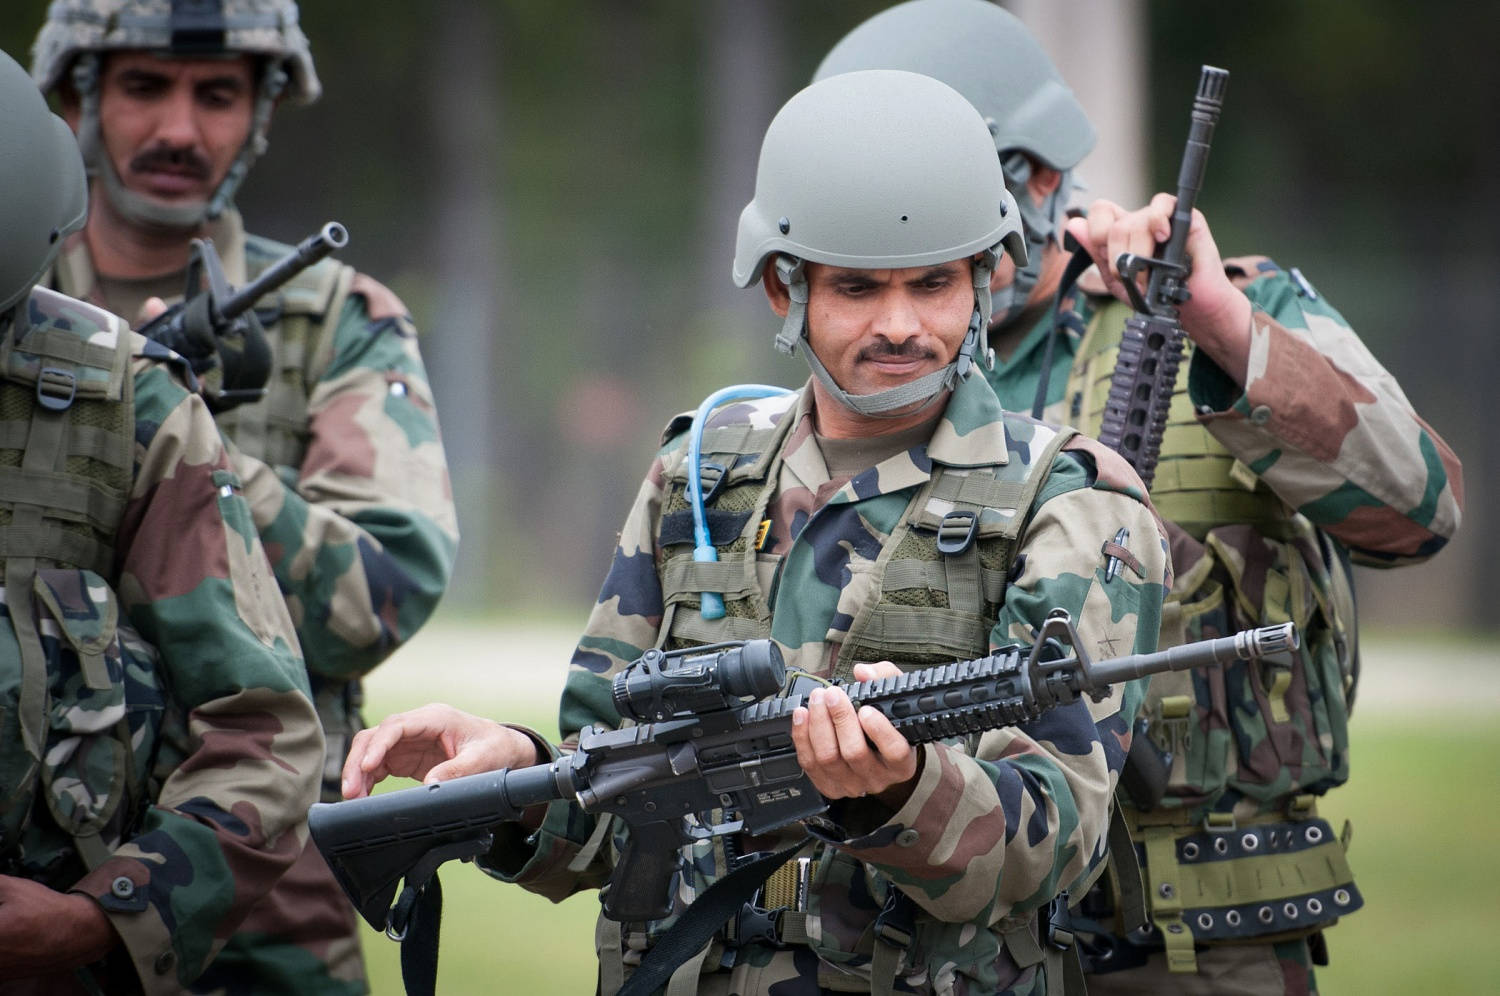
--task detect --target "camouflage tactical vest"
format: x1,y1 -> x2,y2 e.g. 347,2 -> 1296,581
213,231 -> 354,471
1062,298 -> 1361,967
0,288 -> 165,883
653,397 -> 1073,674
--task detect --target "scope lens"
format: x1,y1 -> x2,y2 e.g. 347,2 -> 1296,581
717,640 -> 786,699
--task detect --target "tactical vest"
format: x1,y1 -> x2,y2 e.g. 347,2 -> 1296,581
213,232 -> 355,471
0,288 -> 164,881
1062,299 -> 1288,541
616,394 -> 1080,995
1062,298 -> 1360,971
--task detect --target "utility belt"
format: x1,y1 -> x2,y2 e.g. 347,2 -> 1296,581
1085,796 -> 1361,975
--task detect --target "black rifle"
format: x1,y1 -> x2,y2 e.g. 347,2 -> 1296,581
137,221 -> 348,412
309,610 -> 1295,934
1096,66 -> 1229,488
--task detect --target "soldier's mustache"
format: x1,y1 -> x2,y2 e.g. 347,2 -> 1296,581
129,144 -> 211,180
859,340 -> 936,361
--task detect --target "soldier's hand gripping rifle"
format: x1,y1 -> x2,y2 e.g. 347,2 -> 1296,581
136,221 -> 349,412
1097,67 -> 1228,488
308,611 -> 1296,935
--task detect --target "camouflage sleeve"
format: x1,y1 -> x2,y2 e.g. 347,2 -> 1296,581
71,345 -> 324,992
476,454 -> 673,901
231,282 -> 459,679
833,437 -> 1170,923
1188,257 -> 1463,566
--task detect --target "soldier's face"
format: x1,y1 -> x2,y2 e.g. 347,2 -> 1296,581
88,51 -> 256,208
788,259 -> 975,399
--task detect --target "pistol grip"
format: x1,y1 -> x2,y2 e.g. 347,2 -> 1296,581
601,820 -> 683,922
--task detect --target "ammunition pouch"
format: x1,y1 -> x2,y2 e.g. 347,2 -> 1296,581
1088,802 -> 1360,975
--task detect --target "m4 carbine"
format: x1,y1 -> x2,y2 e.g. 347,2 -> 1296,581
1097,66 -> 1228,488
308,610 -> 1296,934
136,221 -> 348,412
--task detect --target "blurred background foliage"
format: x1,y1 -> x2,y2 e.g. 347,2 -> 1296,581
2,0 -> 1492,631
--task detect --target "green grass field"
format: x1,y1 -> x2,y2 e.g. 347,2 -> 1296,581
350,625 -> 1500,993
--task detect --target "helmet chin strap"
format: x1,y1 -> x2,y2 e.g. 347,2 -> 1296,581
71,55 -> 285,231
773,250 -> 996,418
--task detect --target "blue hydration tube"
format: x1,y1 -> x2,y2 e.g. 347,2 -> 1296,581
687,384 -> 794,619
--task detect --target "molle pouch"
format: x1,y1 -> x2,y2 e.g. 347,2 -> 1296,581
33,569 -> 162,860
1179,525 -> 1350,804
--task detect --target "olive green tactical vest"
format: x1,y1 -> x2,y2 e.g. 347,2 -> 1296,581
653,399 -> 1073,674
0,288 -> 162,879
213,232 -> 354,471
1061,299 -> 1288,541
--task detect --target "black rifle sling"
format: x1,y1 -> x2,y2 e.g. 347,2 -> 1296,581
617,836 -> 810,996
1030,242 -> 1096,421
395,874 -> 443,996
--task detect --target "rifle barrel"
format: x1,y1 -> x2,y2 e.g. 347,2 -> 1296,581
219,221 -> 349,321
1088,622 -> 1296,686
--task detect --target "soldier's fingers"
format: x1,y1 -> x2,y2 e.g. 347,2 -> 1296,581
851,660 -> 901,682
824,687 -> 874,768
860,707 -> 916,782
801,687 -> 844,768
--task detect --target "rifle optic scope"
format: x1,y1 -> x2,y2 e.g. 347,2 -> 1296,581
612,640 -> 786,723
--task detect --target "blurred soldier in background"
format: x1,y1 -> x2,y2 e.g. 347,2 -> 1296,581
28,2 -> 460,992
0,47 -> 322,995
343,68 -> 1171,995
815,2 -> 1464,994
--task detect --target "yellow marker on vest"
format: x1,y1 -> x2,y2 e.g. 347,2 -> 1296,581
755,519 -> 772,550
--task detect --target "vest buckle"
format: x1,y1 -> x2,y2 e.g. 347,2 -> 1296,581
936,509 -> 978,555
36,367 -> 76,412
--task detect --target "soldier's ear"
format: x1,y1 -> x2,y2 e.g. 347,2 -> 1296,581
762,258 -> 791,319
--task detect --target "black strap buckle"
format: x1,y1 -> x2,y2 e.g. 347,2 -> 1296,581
936,509 -> 978,555
36,367 -> 77,412
1045,891 -> 1076,951
729,904 -> 786,949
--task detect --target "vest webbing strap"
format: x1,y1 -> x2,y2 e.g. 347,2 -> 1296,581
659,557 -> 759,600
1141,825 -> 1197,972
918,475 -> 1028,518
7,328 -> 120,381
1106,801 -> 1147,933
0,528 -> 112,576
0,423 -> 131,469
10,388 -> 74,764
880,560 -> 1009,605
662,611 -> 766,646
0,466 -> 126,528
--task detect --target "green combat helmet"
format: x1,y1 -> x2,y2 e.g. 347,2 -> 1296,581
31,0 -> 320,228
732,69 -> 1025,416
0,47 -> 88,322
814,0 -> 1096,326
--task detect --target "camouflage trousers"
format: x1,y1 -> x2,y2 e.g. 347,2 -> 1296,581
1085,939 -> 1317,996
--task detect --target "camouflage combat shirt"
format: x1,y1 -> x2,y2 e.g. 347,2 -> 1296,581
484,373 -> 1171,995
0,288 -> 322,994
50,209 -> 459,995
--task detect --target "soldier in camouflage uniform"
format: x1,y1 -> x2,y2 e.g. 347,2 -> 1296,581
28,2 -> 460,993
0,49 -> 322,995
342,70 -> 1170,995
814,3 -> 1465,994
